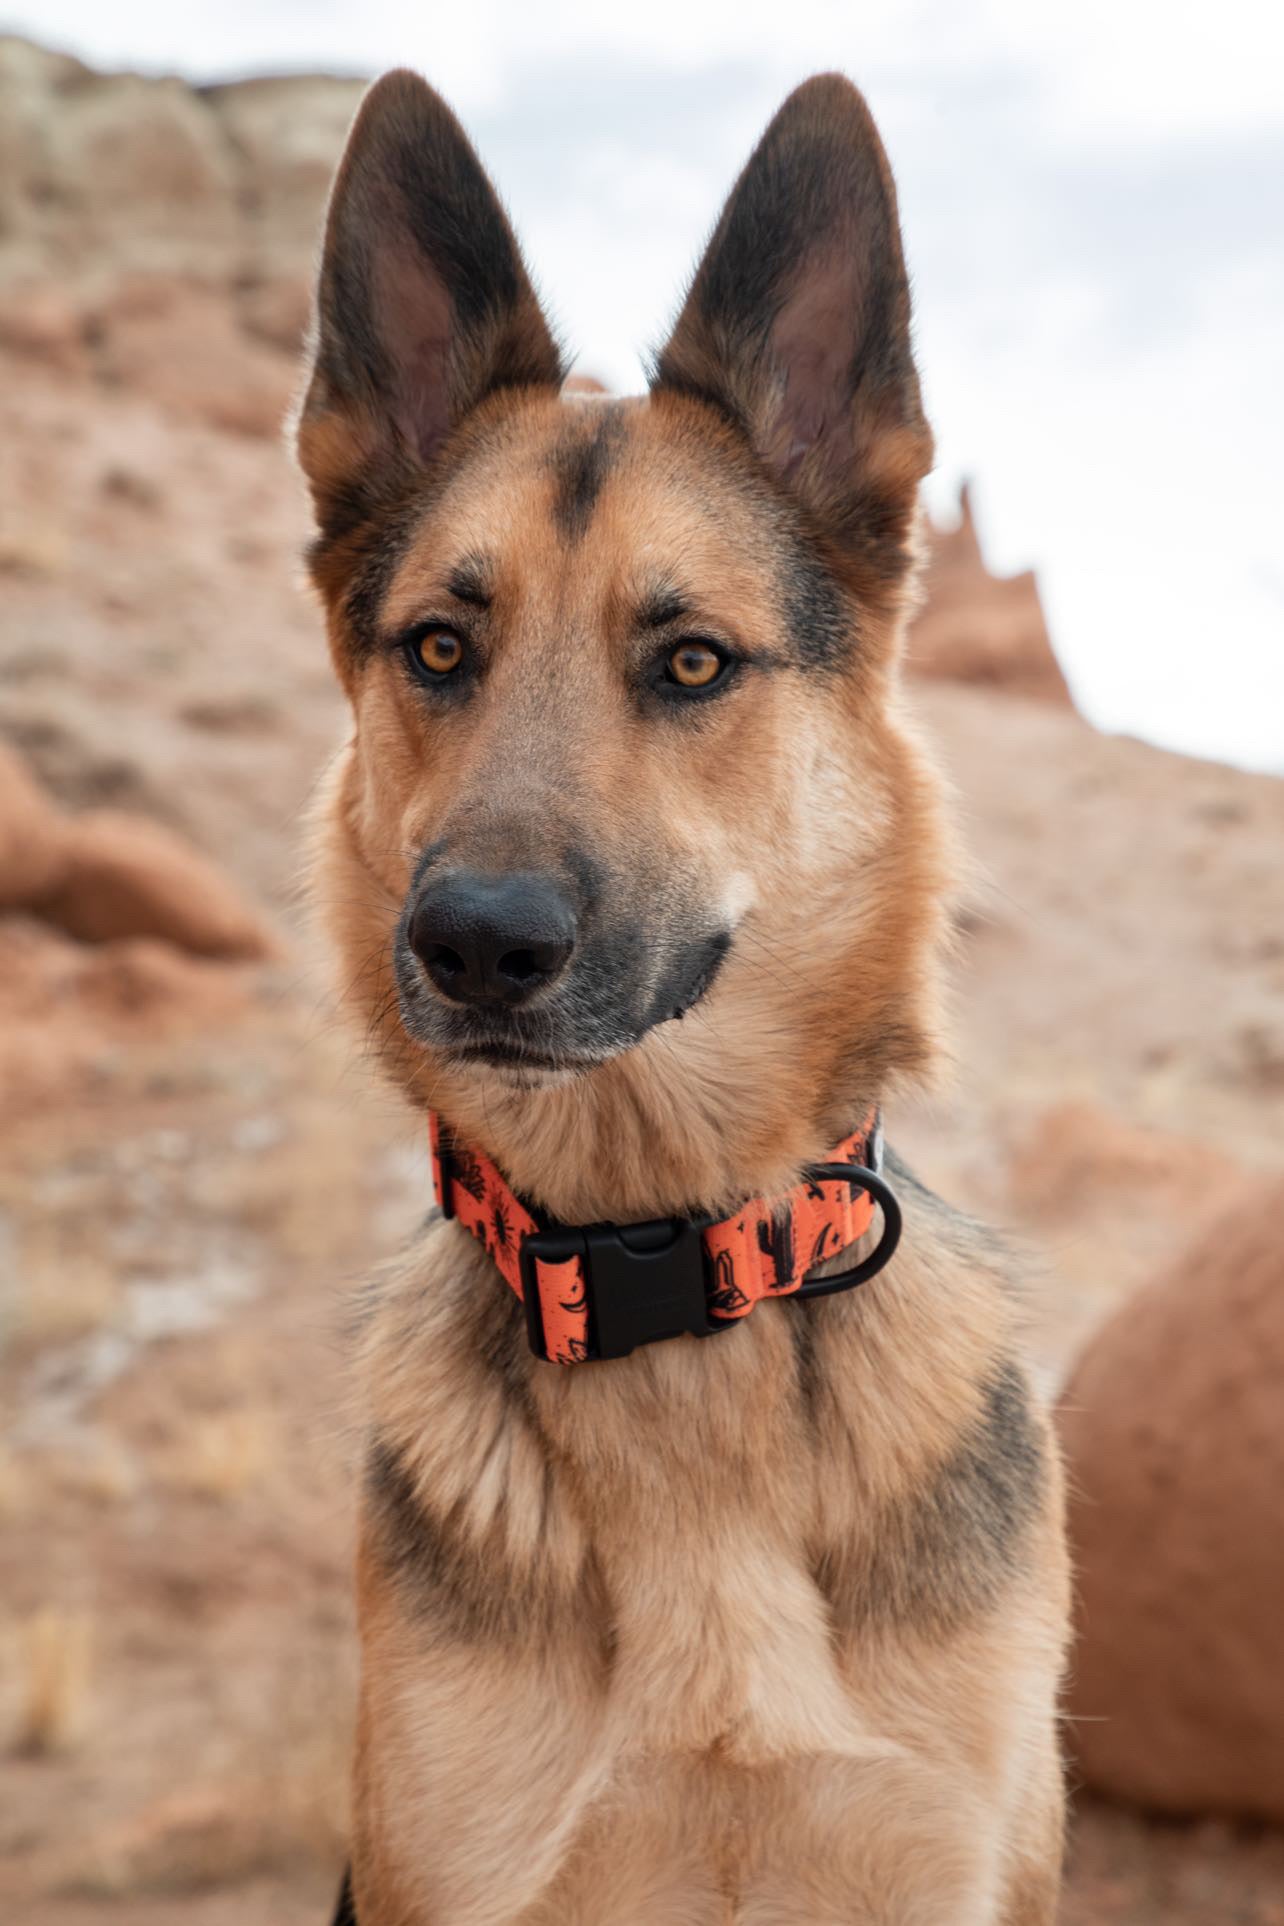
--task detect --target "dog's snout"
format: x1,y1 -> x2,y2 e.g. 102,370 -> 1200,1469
408,871 -> 577,1008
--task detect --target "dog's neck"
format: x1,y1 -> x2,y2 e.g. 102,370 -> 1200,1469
418,1032 -> 892,1228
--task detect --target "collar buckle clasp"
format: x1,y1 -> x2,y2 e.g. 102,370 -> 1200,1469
519,1214 -> 726,1363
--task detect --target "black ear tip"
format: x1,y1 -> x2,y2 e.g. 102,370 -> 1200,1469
364,66 -> 437,106
772,71 -> 881,140
349,68 -> 455,148
785,70 -> 865,104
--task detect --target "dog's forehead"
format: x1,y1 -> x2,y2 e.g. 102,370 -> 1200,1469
380,393 -> 787,633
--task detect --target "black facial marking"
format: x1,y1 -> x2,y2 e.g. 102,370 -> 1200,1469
551,407 -> 627,540
645,926 -> 732,1030
637,588 -> 691,630
782,541 -> 852,671
447,554 -> 493,607
325,490 -> 430,657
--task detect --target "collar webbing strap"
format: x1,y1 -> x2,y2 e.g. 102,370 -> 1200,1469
428,1109 -> 898,1366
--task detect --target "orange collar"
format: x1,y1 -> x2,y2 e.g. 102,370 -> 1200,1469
429,1110 -> 901,1365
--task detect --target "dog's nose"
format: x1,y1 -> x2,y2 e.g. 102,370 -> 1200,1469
407,871 -> 577,1008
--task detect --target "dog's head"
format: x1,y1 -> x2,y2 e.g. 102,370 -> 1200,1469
297,71 -> 948,1214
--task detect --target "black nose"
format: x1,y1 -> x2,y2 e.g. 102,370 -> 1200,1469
407,871 -> 577,1009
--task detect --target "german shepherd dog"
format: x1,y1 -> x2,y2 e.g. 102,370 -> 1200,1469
296,66 -> 1069,1926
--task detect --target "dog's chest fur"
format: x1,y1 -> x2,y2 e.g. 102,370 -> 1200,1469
360,1175 -> 1049,1769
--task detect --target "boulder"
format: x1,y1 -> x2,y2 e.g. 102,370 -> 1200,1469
1060,1174 -> 1284,1819
0,740 -> 72,908
38,809 -> 279,961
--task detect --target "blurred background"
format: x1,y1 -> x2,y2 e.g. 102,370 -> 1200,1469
0,4 -> 1282,1922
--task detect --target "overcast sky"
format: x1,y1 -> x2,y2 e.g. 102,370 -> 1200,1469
6,0 -> 1282,770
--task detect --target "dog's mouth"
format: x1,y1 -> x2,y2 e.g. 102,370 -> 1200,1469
445,1037 -> 604,1083
662,928 -> 732,1025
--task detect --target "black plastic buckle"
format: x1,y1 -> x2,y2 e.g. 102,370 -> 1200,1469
519,1214 -> 726,1363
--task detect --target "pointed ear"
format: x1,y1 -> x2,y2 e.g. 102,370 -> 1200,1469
651,75 -> 931,575
297,70 -> 563,535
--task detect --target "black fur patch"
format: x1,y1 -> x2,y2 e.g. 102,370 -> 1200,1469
365,1436 -> 536,1644
447,554 -> 493,607
818,1355 -> 1046,1635
329,1866 -> 356,1926
636,588 -> 691,630
550,407 -> 627,539
788,1297 -> 822,1422
338,489 -> 433,655
779,539 -> 853,671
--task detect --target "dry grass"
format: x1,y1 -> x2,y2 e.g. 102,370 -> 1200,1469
0,1446 -> 29,1520
70,1669 -> 350,1896
72,1775 -> 344,1896
11,1255 -> 121,1346
162,1408 -> 276,1500
0,523 -> 68,577
51,1436 -> 140,1505
9,1607 -> 94,1756
227,1099 -> 393,1264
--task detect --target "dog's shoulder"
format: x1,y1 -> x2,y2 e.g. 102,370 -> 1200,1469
809,1143 -> 1061,1637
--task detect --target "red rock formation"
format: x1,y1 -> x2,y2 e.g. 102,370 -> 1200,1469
910,483 -> 1072,706
0,741 -> 281,1105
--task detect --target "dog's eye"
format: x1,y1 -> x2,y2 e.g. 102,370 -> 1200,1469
665,641 -> 728,690
407,628 -> 464,678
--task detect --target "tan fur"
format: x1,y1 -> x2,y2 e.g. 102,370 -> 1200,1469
297,69 -> 1070,1924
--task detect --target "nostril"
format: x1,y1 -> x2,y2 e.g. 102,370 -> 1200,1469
497,947 -> 541,987
425,943 -> 466,980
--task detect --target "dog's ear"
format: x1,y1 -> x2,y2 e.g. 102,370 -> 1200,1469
652,75 -> 931,571
297,70 -> 563,534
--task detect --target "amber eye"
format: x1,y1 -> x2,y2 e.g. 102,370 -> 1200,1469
666,640 -> 726,690
411,628 -> 464,677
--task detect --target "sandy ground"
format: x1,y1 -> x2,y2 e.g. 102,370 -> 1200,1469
1,327 -> 1283,1925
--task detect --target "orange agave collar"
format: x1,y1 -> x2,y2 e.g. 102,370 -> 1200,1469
429,1110 -> 901,1365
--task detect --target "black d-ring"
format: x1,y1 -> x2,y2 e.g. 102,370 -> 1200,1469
794,1163 -> 902,1299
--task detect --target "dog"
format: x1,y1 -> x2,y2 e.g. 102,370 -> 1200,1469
295,66 -> 1069,1925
